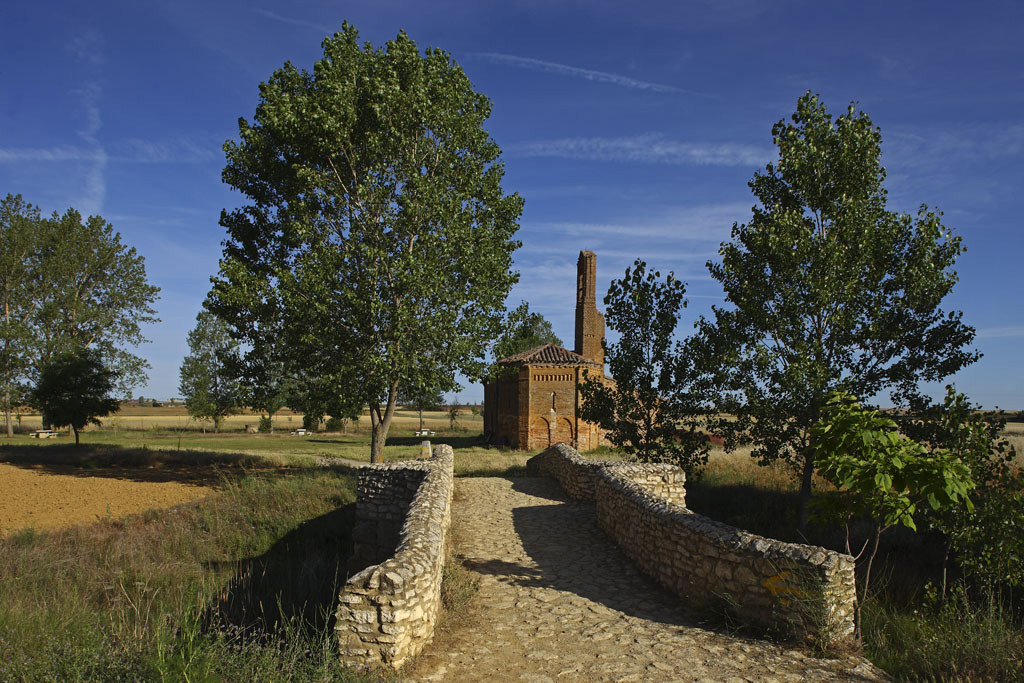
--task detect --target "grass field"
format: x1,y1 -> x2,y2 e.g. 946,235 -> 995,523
0,464 -> 378,681
4,406 -> 482,434
1,408 -> 1020,680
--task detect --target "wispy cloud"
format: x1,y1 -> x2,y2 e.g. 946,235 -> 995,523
472,52 -> 702,95
886,123 -> 1024,167
70,32 -> 107,216
0,137 -> 221,165
252,8 -> 333,34
533,203 -> 745,239
0,146 -> 104,162
509,135 -> 771,167
976,326 -> 1024,339
115,137 -> 222,164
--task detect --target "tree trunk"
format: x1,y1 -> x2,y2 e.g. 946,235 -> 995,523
4,382 -> 11,438
797,451 -> 815,535
73,425 -> 80,445
419,406 -> 424,431
369,384 -> 399,463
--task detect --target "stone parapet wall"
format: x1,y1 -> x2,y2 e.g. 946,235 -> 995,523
348,463 -> 430,570
526,443 -> 686,506
525,442 -> 616,500
529,444 -> 856,646
609,461 -> 688,509
335,445 -> 454,668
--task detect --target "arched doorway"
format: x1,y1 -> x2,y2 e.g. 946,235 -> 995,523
555,417 -> 574,446
531,416 -> 550,449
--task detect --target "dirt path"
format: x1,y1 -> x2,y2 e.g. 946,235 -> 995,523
414,477 -> 884,682
0,462 -> 217,535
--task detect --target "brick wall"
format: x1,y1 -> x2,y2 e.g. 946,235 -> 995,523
574,250 -> 605,367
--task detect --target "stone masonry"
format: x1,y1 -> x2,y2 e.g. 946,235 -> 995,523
335,444 -> 454,668
527,444 -> 857,647
414,476 -> 882,681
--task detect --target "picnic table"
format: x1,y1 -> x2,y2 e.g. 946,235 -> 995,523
33,430 -> 60,439
414,429 -> 436,437
290,428 -> 309,436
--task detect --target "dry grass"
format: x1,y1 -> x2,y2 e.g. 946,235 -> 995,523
1001,422 -> 1024,470
0,467 -> 373,680
5,407 -> 483,434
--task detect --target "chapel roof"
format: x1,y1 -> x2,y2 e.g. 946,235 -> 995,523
496,343 -> 601,368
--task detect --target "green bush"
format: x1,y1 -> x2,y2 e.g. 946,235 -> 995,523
325,416 -> 344,432
257,415 -> 273,433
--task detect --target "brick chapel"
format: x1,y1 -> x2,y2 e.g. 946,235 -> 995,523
483,250 -> 609,451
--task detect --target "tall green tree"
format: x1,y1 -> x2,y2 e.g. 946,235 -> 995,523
0,195 -> 40,437
1,197 -> 158,433
208,23 -> 522,462
30,347 -> 120,445
487,301 -> 562,380
32,208 -> 160,394
179,312 -> 243,432
579,260 -> 709,473
699,93 -> 978,531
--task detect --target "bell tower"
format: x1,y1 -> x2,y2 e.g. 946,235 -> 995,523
574,250 -> 605,367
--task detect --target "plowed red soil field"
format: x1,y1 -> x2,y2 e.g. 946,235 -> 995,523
0,462 -> 217,535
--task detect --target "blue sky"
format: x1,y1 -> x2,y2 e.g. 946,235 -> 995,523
2,1 -> 1022,407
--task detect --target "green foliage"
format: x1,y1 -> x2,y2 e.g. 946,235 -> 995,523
900,386 -> 1024,588
810,391 -> 974,635
178,312 -> 243,431
257,414 -> 273,433
32,206 -> 160,393
209,22 -> 522,463
812,393 -> 974,533
29,347 -> 120,444
700,92 -> 977,529
579,260 -> 709,473
0,195 -> 39,437
487,301 -> 562,380
0,195 -> 159,434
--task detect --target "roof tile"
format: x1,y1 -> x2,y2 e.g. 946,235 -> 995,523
497,343 -> 600,368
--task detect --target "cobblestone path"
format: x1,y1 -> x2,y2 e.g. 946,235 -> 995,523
413,477 -> 885,682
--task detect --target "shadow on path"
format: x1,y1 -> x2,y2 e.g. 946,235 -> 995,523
467,476 -> 704,629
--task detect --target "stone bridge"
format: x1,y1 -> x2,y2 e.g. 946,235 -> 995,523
336,445 -> 885,681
